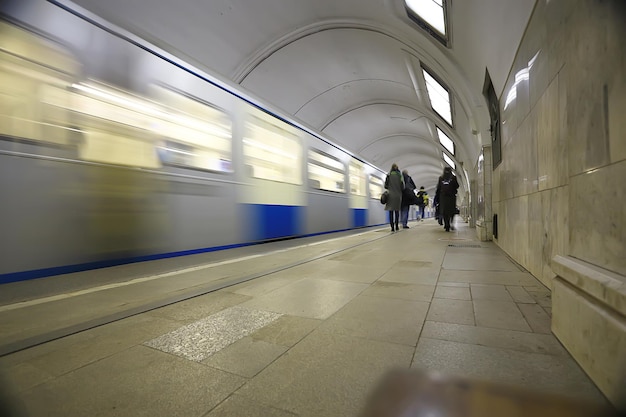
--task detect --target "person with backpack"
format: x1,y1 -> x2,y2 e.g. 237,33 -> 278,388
400,170 -> 416,229
435,166 -> 459,232
415,186 -> 428,221
384,163 -> 404,232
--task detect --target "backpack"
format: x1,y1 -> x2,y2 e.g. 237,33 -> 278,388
440,177 -> 454,196
415,191 -> 424,206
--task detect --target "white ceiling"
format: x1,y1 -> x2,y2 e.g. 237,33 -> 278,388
70,0 -> 536,195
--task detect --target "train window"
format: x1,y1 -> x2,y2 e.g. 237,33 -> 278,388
243,115 -> 302,184
369,176 -> 384,200
0,21 -> 78,146
308,149 -> 345,193
69,81 -> 162,168
151,85 -> 233,172
349,159 -> 367,196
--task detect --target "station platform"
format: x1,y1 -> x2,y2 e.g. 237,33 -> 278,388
0,219 -> 611,416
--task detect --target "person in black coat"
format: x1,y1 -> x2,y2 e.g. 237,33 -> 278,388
384,163 -> 404,232
435,166 -> 459,232
400,170 -> 416,229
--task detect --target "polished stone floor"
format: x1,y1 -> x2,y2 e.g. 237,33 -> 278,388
0,219 -> 609,416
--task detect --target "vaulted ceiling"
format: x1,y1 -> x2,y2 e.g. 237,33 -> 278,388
68,0 -> 536,196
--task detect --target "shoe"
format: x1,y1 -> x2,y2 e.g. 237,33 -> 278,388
402,225 -> 409,229
445,227 -> 450,232
395,225 -> 399,231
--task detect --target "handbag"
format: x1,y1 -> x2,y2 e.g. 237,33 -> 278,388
380,191 -> 389,204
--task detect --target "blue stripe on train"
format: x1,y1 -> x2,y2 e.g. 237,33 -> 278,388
0,205 -> 381,284
246,204 -> 303,241
352,208 -> 367,227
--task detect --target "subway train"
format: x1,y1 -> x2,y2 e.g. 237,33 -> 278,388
0,0 -> 389,284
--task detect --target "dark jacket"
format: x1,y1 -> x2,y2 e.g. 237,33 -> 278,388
384,169 -> 404,211
435,171 -> 459,216
401,172 -> 416,208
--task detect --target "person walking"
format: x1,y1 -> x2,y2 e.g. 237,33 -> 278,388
400,170 -> 416,229
435,166 -> 459,232
415,186 -> 428,221
384,163 -> 404,232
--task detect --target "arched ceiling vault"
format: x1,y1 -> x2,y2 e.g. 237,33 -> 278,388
69,0 -> 537,192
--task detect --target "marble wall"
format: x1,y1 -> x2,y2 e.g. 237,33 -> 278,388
494,0 -> 626,287
492,0 -> 626,405
474,146 -> 492,241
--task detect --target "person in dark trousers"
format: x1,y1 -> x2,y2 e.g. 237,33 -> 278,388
435,166 -> 459,232
400,169 -> 416,229
415,186 -> 428,221
384,163 -> 404,232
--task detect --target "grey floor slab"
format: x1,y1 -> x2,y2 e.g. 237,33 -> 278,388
202,336 -> 288,378
251,315 -> 322,347
240,278 -> 368,320
439,269 -> 541,286
317,295 -> 429,346
378,266 -> 440,285
411,338 -> 607,404
235,330 -> 414,417
362,281 -> 435,302
433,285 -> 471,300
144,306 -> 283,362
473,300 -> 532,332
17,345 -> 246,417
420,321 -> 569,356
442,250 -> 522,271
426,298 -> 475,326
470,284 -> 514,301
205,394 -> 298,417
506,285 -> 537,303
518,303 -> 552,334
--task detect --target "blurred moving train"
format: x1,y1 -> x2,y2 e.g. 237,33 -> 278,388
0,0 -> 389,283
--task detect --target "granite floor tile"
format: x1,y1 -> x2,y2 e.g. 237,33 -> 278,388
202,336 -> 288,378
17,345 -> 246,417
317,295 -> 429,346
473,300 -> 532,332
145,306 -> 283,362
1,313 -> 183,381
420,321 -> 568,356
433,285 -> 472,300
439,270 -> 540,286
362,281 -> 435,302
226,272 -> 305,297
518,303 -> 552,334
470,284 -> 514,301
527,289 -> 553,308
205,394 -> 298,417
251,315 -> 321,347
426,298 -> 475,326
240,279 -> 368,320
442,252 -> 521,271
147,291 -> 251,322
506,285 -> 536,303
319,263 -> 389,284
378,267 -> 440,285
436,282 -> 470,287
411,338 -> 606,404
235,330 -> 414,417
